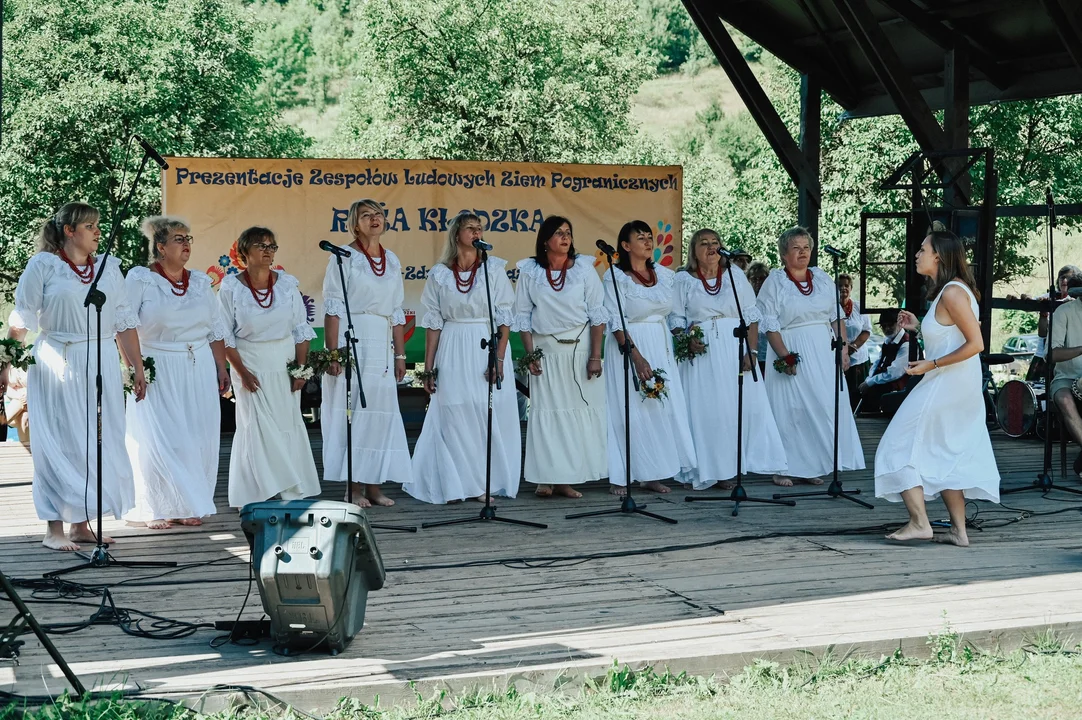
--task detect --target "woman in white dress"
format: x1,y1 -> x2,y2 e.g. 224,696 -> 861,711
756,226 -> 864,485
405,213 -> 520,504
321,199 -> 411,508
603,220 -> 695,495
875,230 -> 999,546
2,203 -> 145,551
671,229 -> 786,490
218,227 -> 321,507
124,217 -> 230,529
839,273 -> 873,410
513,215 -> 607,498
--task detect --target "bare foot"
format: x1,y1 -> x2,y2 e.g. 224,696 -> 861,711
366,487 -> 395,507
640,480 -> 671,494
773,475 -> 794,487
609,485 -> 627,496
534,484 -> 554,497
344,491 -> 372,508
885,521 -> 933,542
147,520 -> 172,530
718,480 -> 736,490
475,493 -> 492,503
174,517 -> 203,526
553,485 -> 583,498
69,523 -> 112,544
934,527 -> 970,547
43,531 -> 80,552
796,477 -> 825,485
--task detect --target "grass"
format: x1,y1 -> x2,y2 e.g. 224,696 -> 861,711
5,625 -> 1082,720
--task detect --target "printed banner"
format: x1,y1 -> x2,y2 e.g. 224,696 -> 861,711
162,157 -> 683,359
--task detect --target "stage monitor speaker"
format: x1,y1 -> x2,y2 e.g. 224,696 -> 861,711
240,500 -> 385,655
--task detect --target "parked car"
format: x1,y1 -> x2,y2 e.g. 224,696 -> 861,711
1002,334 -> 1039,359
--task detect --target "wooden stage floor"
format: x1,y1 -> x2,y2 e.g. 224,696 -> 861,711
3,419 -> 1082,711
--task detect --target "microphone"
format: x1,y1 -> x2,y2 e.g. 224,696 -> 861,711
319,240 -> 350,258
1047,186 -> 1057,228
714,248 -> 734,258
133,134 -> 169,170
595,239 -> 616,256
472,238 -> 493,252
822,245 -> 847,258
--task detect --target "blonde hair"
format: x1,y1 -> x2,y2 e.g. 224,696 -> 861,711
684,228 -> 725,274
777,226 -> 815,267
141,216 -> 190,262
346,199 -> 384,239
437,212 -> 482,267
38,202 -> 99,253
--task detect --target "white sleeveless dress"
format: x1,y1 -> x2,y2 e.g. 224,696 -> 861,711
874,281 -> 1000,502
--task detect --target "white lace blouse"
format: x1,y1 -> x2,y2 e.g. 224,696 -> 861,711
321,246 -> 406,327
9,253 -> 138,338
603,265 -> 677,326
512,256 -> 608,334
126,267 -> 226,345
668,267 -> 762,330
755,267 -> 845,334
418,257 -> 515,329
218,271 -> 315,347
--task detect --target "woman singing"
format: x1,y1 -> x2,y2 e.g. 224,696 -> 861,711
218,227 -> 321,507
671,229 -> 786,490
755,226 -> 864,486
875,230 -> 999,546
513,216 -> 607,498
3,203 -> 144,551
603,220 -> 695,494
124,217 -> 229,528
321,199 -> 412,508
405,213 -> 521,504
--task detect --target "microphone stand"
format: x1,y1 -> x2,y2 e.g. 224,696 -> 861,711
1003,189 -> 1082,496
567,248 -> 675,524
772,251 -> 873,509
47,148 -> 176,578
330,248 -> 416,531
684,256 -> 795,515
423,245 -> 547,530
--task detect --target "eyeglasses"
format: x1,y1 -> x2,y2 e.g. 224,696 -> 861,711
170,235 -> 194,246
253,242 -> 279,252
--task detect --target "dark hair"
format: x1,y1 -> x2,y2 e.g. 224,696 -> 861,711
879,309 -> 901,328
236,226 -> 276,263
615,220 -> 654,272
925,230 -> 979,301
533,215 -> 576,268
1066,276 -> 1082,291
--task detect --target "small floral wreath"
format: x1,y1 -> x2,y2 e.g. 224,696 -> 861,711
673,325 -> 707,364
122,356 -> 156,395
772,352 -> 801,373
287,359 -> 314,381
414,368 -> 438,383
639,368 -> 668,403
515,348 -> 544,376
308,348 -> 354,376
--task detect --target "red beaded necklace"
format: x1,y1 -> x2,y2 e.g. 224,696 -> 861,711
629,266 -> 657,287
786,268 -> 814,296
546,256 -> 570,292
697,267 -> 722,296
242,270 -> 275,308
451,257 -> 481,294
59,248 -> 95,284
841,297 -> 854,318
153,262 -> 190,296
355,242 -> 387,277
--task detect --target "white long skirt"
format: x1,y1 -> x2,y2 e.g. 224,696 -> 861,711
28,333 -> 134,522
605,320 -> 696,485
229,336 -> 321,507
764,322 -> 865,478
405,321 -> 521,503
321,314 -> 412,486
124,340 -> 220,521
679,317 -> 787,489
523,326 -> 607,485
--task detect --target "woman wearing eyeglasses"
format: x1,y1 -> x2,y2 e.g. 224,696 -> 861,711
404,212 -> 521,504
218,227 -> 321,507
123,217 -> 231,529
321,199 -> 412,508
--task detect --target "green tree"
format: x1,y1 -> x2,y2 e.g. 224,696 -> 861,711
0,0 -> 310,293
332,0 -> 655,162
635,0 -> 696,73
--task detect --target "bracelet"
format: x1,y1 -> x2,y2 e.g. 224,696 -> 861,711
933,358 -> 939,368
394,354 -> 406,360
589,356 -> 601,361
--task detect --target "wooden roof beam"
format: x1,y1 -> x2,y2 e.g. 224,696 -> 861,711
1042,0 -> 1082,76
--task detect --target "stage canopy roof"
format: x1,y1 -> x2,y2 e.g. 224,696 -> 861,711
685,0 -> 1082,117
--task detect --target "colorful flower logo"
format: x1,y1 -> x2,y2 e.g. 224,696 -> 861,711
654,221 -> 676,267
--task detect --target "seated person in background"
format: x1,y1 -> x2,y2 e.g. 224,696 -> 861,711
1049,276 -> 1082,476
1022,264 -> 1082,381
858,309 -> 914,416
729,248 -> 753,273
